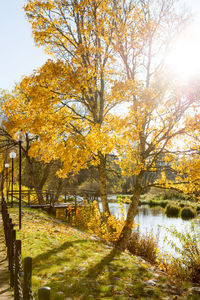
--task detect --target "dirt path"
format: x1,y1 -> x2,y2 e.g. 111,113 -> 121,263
0,213 -> 13,299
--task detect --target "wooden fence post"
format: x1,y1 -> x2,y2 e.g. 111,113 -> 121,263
23,257 -> 34,300
38,287 -> 51,300
10,228 -> 16,287
8,223 -> 14,270
14,239 -> 23,300
7,219 -> 12,261
4,213 -> 9,246
2,207 -> 8,242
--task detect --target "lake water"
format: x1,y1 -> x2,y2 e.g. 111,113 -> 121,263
98,201 -> 193,257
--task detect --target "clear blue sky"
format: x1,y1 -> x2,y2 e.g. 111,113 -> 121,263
0,0 -> 48,91
0,0 -> 200,91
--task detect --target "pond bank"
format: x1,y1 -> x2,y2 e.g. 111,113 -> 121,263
115,194 -> 200,220
7,206 -> 200,299
99,202 -> 193,257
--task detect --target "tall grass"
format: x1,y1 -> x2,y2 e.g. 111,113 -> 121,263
159,224 -> 200,283
127,228 -> 159,264
162,190 -> 190,201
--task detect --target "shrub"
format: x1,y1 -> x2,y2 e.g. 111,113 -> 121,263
165,204 -> 180,217
127,228 -> 159,264
66,200 -> 128,243
159,201 -> 168,208
159,224 -> 200,283
180,207 -> 196,220
196,205 -> 200,214
179,203 -> 185,208
148,199 -> 157,207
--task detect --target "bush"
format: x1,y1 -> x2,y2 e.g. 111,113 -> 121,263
159,224 -> 200,283
127,228 -> 159,264
159,201 -> 168,208
196,206 -> 200,214
148,199 -> 158,207
66,200 -> 127,243
165,204 -> 180,217
180,207 -> 196,220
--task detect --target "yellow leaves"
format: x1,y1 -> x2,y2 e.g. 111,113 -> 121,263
84,123 -> 115,157
28,140 -> 41,158
1,0 -> 197,196
24,0 -> 119,67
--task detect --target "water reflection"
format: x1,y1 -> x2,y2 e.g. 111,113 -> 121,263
98,202 -> 191,256
138,205 -> 163,216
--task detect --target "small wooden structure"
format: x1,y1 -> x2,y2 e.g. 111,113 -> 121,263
7,188 -> 99,209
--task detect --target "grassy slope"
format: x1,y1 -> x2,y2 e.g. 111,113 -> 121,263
8,207 -> 194,299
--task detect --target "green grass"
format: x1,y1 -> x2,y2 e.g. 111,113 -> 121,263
7,207 -> 195,299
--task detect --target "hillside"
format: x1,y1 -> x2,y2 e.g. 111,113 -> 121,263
7,207 -> 198,299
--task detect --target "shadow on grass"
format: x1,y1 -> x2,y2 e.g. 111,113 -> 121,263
49,247 -> 131,299
31,239 -> 155,299
85,247 -> 121,279
33,239 -> 88,271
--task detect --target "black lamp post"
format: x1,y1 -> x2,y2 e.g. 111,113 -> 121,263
16,130 -> 25,230
5,163 -> 9,202
9,151 -> 16,208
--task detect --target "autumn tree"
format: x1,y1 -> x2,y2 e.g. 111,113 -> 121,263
3,0 -> 144,222
113,0 -> 197,248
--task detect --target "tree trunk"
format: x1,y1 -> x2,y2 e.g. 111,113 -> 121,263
116,178 -> 142,250
34,186 -> 44,204
0,169 -> 5,200
25,155 -> 51,204
52,178 -> 63,206
98,153 -> 111,220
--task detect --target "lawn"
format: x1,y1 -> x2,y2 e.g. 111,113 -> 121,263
8,207 -> 196,299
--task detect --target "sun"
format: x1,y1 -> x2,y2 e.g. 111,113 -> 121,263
166,26 -> 200,83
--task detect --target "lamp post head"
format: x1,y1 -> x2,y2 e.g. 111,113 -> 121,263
15,130 -> 26,142
10,151 -> 16,159
5,163 -> 9,168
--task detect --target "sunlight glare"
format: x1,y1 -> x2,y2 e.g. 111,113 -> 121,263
166,26 -> 200,83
